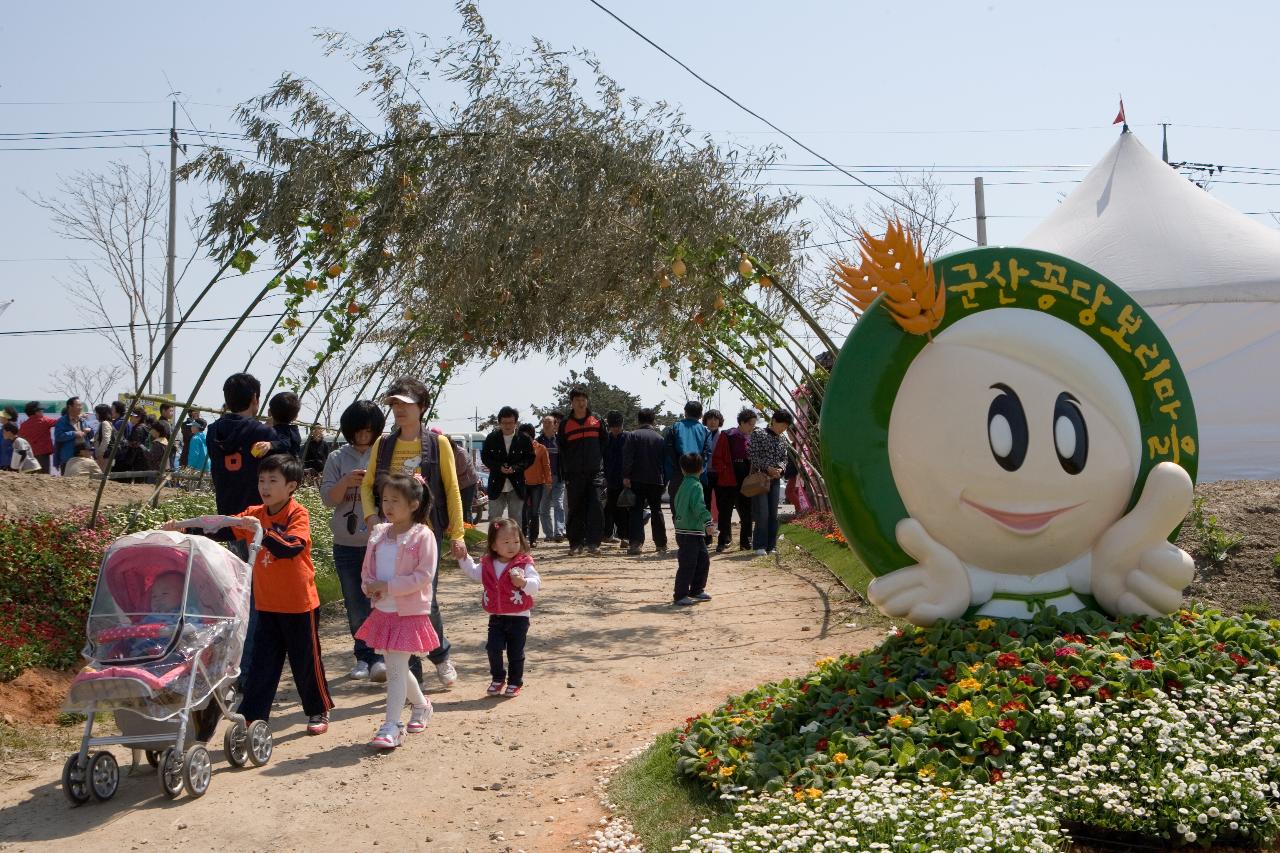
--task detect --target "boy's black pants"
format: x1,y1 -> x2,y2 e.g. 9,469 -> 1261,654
674,532 -> 710,601
239,608 -> 333,722
564,474 -> 603,548
486,614 -> 530,686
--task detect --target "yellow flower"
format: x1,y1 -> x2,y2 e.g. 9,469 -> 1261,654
887,714 -> 913,730
937,788 -> 953,800
954,700 -> 974,716
730,717 -> 743,725
921,644 -> 935,655
958,755 -> 976,765
1153,650 -> 1161,658
719,765 -> 736,777
914,636 -> 926,645
965,642 -> 980,653
815,657 -> 836,667
697,748 -> 709,758
917,764 -> 936,780
975,618 -> 995,631
1110,652 -> 1128,662
832,752 -> 847,765
794,790 -> 807,801
956,677 -> 982,692
806,787 -> 823,799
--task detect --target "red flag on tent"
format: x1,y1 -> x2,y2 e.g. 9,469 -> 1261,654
1113,98 -> 1126,125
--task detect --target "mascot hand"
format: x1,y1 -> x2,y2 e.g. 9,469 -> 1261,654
868,518 -> 970,626
1092,461 -> 1195,618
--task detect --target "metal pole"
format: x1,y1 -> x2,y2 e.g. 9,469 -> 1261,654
1161,123 -> 1170,163
163,101 -> 179,394
974,177 -> 988,247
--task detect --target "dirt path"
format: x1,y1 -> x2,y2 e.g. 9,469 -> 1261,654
0,525 -> 880,853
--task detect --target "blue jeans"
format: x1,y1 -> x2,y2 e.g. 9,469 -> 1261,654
540,480 -> 566,538
751,478 -> 781,552
333,543 -> 380,666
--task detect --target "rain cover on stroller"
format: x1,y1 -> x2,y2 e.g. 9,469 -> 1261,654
66,530 -> 251,721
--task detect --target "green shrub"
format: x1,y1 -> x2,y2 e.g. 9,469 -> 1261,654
676,606 -> 1280,846
1188,496 -> 1244,563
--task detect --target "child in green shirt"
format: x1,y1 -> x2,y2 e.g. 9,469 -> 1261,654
672,452 -> 717,605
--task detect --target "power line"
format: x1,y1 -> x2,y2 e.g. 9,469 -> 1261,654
582,0 -> 975,245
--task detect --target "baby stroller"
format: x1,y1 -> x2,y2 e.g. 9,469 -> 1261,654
61,516 -> 271,804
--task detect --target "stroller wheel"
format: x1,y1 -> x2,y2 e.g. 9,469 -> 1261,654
224,722 -> 250,767
247,720 -> 273,766
145,750 -> 161,769
61,754 -> 91,806
89,751 -> 120,801
182,745 -> 212,798
158,749 -> 184,799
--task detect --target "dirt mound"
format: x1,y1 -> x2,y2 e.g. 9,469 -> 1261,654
0,470 -> 155,521
0,669 -> 75,727
1181,479 -> 1280,615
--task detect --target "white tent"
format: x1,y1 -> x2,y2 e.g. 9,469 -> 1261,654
1021,130 -> 1280,481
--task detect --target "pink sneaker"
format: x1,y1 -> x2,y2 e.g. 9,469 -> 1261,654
405,703 -> 433,734
369,723 -> 402,749
486,681 -> 505,697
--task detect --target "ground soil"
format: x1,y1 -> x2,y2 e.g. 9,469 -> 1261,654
0,670 -> 76,728
0,523 -> 881,852
1181,479 -> 1280,615
0,470 -> 156,521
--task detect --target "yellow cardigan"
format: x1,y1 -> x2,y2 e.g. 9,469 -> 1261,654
360,432 -> 465,543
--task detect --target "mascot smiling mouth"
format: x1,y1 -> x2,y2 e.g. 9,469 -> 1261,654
960,496 -> 1084,534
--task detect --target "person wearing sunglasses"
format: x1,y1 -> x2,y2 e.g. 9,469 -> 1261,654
321,400 -> 388,682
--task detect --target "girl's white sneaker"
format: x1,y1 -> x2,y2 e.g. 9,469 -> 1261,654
369,722 -> 402,749
405,703 -> 433,733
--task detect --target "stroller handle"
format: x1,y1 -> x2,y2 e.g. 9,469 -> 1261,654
172,515 -> 264,554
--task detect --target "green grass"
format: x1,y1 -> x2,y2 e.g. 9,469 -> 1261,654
781,524 -> 874,598
607,731 -> 732,851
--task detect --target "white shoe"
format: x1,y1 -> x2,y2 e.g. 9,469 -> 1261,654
754,549 -> 768,557
369,722 -> 402,749
435,658 -> 458,689
349,661 -> 371,679
369,661 -> 388,683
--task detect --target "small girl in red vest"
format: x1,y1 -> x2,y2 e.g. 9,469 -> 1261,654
459,517 -> 541,698
356,473 -> 440,749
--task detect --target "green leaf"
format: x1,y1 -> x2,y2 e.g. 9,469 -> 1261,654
230,248 -> 258,274
271,333 -> 285,345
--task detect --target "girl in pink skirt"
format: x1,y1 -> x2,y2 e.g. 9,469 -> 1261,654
356,472 -> 440,749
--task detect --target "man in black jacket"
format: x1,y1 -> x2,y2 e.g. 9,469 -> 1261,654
556,388 -> 607,556
481,406 -> 535,523
622,407 -> 669,555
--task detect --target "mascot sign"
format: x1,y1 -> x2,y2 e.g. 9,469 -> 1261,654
821,225 -> 1197,625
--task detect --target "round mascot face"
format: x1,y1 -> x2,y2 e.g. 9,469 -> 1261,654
888,309 -> 1140,575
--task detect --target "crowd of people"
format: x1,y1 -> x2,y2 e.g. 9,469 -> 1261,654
0,397 -> 215,480
7,370 -> 799,749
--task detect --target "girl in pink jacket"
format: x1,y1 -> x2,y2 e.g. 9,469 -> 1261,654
356,473 -> 440,749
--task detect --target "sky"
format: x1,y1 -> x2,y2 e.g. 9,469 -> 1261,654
3,1 -> 1278,428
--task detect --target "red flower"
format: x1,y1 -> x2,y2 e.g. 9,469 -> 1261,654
1213,642 -> 1227,652
843,661 -> 860,671
1164,678 -> 1183,692
800,683 -> 811,693
1000,701 -> 1026,712
706,758 -> 720,770
1070,675 -> 1091,690
990,769 -> 1005,783
825,707 -> 839,717
1007,630 -> 1020,639
1061,633 -> 1087,644
1097,686 -> 1113,701
931,684 -> 949,697
997,718 -> 1016,732
816,738 -> 829,752
981,739 -> 1002,755
1230,653 -> 1249,667
941,667 -> 957,683
1045,673 -> 1061,689
1016,674 -> 1035,687
874,697 -> 896,708
1131,658 -> 1155,671
995,652 -> 1022,670
1055,647 -> 1076,658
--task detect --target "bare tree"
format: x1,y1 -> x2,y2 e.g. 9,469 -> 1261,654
288,354 -> 372,427
47,363 -> 128,407
819,169 -> 960,263
26,153 -> 205,393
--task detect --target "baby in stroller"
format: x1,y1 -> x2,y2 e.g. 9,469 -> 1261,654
62,518 -> 273,805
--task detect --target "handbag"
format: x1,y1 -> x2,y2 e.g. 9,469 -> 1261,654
740,471 -> 770,498
617,487 -> 637,508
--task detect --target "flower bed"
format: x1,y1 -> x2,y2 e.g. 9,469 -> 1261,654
674,607 -> 1280,848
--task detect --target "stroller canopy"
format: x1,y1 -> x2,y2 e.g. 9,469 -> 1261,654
101,531 -> 247,619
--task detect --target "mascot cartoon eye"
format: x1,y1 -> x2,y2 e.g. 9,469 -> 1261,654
1053,392 -> 1089,475
987,383 -> 1028,472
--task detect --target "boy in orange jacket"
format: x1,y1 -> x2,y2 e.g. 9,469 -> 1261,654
166,453 -> 333,734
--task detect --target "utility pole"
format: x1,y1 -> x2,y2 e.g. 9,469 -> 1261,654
1160,123 -> 1170,163
974,177 -> 988,247
162,101 -> 179,395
